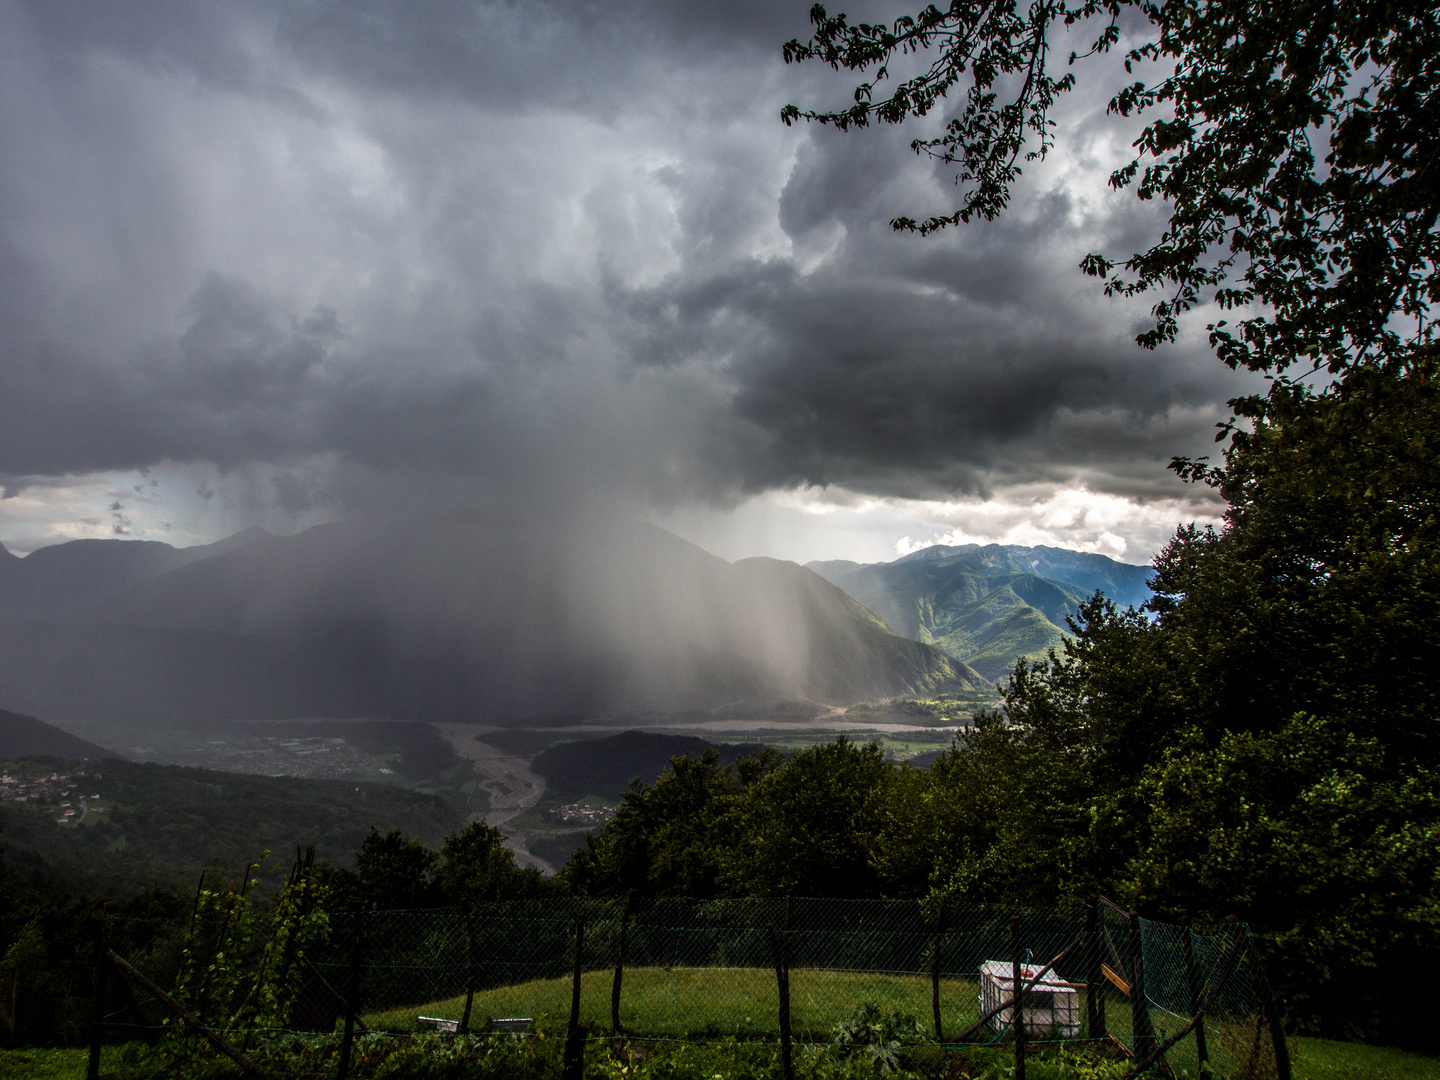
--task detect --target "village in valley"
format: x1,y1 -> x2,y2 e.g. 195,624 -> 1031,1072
0,768 -> 106,824
126,735 -> 394,780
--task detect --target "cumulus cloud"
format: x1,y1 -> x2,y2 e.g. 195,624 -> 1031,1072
0,0 -> 1253,557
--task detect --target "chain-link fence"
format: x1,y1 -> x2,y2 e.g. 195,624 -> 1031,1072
95,895 -> 1288,1078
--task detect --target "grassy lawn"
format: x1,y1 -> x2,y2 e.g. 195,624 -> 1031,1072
0,1047 -> 87,1080
1291,1036 -> 1440,1080
4,971 -> 1436,1080
365,965 -> 986,1039
364,967 -> 1440,1079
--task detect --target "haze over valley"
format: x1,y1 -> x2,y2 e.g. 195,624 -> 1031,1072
0,519 -> 1149,872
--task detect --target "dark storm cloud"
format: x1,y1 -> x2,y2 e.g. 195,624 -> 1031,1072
278,0 -> 813,109
0,0 -> 1249,518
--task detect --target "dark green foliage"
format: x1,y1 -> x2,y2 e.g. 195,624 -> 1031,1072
351,827 -> 441,909
570,740 -> 909,900
565,748 -> 755,898
531,731 -> 762,803
436,821 -> 552,906
367,1033 -> 561,1080
924,360 -> 1440,1048
832,1004 -> 929,1077
0,847 -> 183,1049
30,1032 -> 1010,1080
722,739 -> 891,898
304,820 -> 561,911
0,758 -> 459,899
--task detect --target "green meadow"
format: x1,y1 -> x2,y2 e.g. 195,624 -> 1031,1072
365,966 -> 984,1039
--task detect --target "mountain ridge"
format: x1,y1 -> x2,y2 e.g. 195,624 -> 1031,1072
0,527 -> 272,624
807,543 -> 1153,682
0,519 -> 980,726
0,706 -> 116,760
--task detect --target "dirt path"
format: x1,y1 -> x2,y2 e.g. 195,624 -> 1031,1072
434,724 -> 554,875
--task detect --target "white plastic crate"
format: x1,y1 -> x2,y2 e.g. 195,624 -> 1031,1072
978,960 -> 1080,1038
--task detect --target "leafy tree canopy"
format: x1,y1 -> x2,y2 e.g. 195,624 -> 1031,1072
436,820 -> 552,907
783,0 -> 1439,379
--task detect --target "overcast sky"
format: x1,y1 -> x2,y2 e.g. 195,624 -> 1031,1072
0,0 -> 1250,565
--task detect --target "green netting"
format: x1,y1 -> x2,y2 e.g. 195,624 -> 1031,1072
99,896 -> 1286,1078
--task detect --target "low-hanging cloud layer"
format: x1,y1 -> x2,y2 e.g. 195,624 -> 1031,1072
0,0 -> 1245,560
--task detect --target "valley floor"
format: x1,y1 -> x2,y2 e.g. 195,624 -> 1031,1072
435,724 -> 552,873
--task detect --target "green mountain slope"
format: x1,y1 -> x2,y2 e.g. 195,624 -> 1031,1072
0,754 -> 459,897
808,544 -> 1151,683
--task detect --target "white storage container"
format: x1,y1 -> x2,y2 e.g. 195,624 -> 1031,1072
978,960 -> 1080,1038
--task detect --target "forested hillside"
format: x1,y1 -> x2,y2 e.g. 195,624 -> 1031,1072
810,545 -> 1152,680
530,729 -> 762,802
0,757 -> 459,899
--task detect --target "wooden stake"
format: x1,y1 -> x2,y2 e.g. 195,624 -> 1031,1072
336,911 -> 365,1080
1246,933 -> 1292,1080
611,890 -> 634,1034
1127,932 -> 1248,1078
114,965 -> 158,1047
1086,897 -> 1104,1042
187,871 -> 206,938
106,950 -> 274,1080
1127,913 -> 1152,1062
300,955 -> 368,1035
931,895 -> 947,1041
767,919 -> 793,1080
1126,913 -> 1172,1078
87,904 -> 112,1080
563,917 -> 586,1080
1180,910 -> 1208,1071
459,911 -> 477,1035
1011,916 -> 1026,1080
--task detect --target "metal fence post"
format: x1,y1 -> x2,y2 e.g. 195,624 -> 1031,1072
87,903 -> 112,1080
1011,915 -> 1026,1080
931,895 -> 947,1041
1086,896 -> 1104,1042
1180,910 -> 1208,1071
612,890 -> 634,1035
563,917 -> 586,1080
